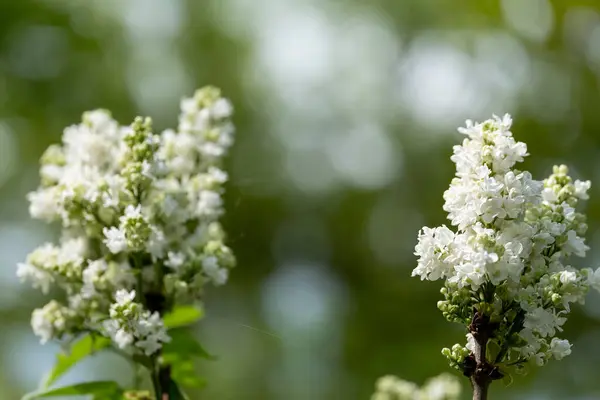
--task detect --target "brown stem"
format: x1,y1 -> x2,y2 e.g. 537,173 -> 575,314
471,377 -> 490,400
467,311 -> 501,400
470,334 -> 491,400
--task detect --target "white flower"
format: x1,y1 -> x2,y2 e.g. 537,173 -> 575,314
422,374 -> 462,400
524,307 -> 565,337
115,329 -> 134,349
20,86 -> 235,359
135,334 -> 163,356
414,115 -> 600,372
563,230 -> 589,257
203,256 -> 228,285
558,270 -> 577,285
561,203 -> 576,221
533,352 -> 546,366
161,195 -> 180,217
27,189 -> 61,222
180,98 -> 197,114
31,301 -> 75,344
103,227 -> 127,253
106,294 -> 170,355
211,98 -> 233,119
101,175 -> 125,208
465,333 -> 476,352
31,308 -> 55,344
587,268 -> 600,292
147,227 -> 167,259
84,109 -> 119,136
550,338 -> 572,360
115,289 -> 136,305
374,375 -> 418,398
134,312 -> 171,356
59,238 -> 87,266
372,374 -> 462,400
413,226 -> 455,281
574,180 -> 591,200
165,252 -> 186,270
81,259 -> 108,298
17,263 -> 53,294
541,187 -> 557,203
208,167 -> 228,183
199,142 -> 225,158
197,190 -> 223,217
123,204 -> 142,220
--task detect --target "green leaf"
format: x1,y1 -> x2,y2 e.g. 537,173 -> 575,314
43,334 -> 112,388
170,359 -> 207,389
162,329 -> 214,361
163,305 -> 204,329
486,339 -> 501,362
22,381 -> 122,400
162,330 -> 212,390
131,354 -> 153,370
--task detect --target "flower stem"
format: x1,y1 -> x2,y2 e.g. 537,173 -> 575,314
471,378 -> 490,400
158,364 -> 173,400
151,366 -> 162,400
470,335 -> 491,400
147,292 -> 172,400
467,311 -> 501,400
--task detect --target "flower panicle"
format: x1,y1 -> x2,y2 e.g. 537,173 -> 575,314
19,87 -> 236,356
412,114 -> 599,376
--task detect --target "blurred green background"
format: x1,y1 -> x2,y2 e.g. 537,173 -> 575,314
2,0 -> 600,399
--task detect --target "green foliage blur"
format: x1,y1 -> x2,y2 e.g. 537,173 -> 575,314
2,0 -> 600,399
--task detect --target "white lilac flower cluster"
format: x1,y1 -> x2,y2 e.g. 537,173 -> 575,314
412,115 -> 600,375
18,87 -> 236,356
371,374 -> 462,400
103,289 -> 170,356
